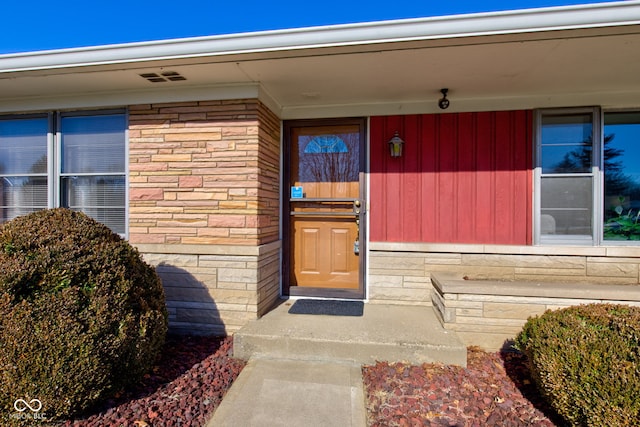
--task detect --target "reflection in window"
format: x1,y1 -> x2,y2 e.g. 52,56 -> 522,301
298,133 -> 359,183
541,114 -> 592,174
304,136 -> 349,154
0,112 -> 126,235
541,176 -> 593,236
603,112 -> 640,240
0,117 -> 49,223
61,114 -> 126,174
60,113 -> 127,234
538,111 -> 595,242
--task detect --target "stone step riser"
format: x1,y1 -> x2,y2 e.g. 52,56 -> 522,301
232,303 -> 468,367
234,334 -> 467,366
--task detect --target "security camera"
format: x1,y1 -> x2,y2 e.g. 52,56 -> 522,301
438,88 -> 449,110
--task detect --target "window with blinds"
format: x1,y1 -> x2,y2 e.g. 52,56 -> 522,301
0,111 -> 127,235
0,116 -> 49,221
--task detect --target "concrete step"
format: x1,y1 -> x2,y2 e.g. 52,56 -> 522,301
233,302 -> 467,367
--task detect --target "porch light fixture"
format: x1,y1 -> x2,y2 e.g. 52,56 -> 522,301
438,88 -> 450,110
388,131 -> 404,158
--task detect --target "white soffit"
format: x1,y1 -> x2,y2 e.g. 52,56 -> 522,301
1,1 -> 639,73
0,1 -> 639,116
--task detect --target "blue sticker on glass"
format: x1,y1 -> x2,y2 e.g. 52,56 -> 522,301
291,186 -> 304,198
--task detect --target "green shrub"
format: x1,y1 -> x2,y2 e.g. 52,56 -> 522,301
0,209 -> 167,422
515,303 -> 640,426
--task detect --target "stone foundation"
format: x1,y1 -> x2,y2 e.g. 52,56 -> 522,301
431,272 -> 640,350
137,242 -> 280,335
369,242 -> 640,349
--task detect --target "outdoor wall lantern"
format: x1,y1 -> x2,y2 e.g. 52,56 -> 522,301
438,88 -> 450,110
388,131 -> 405,158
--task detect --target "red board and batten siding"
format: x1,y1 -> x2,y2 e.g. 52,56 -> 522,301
369,111 -> 533,245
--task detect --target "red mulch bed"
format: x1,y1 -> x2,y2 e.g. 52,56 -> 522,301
55,337 -> 562,426
62,335 -> 245,427
363,347 -> 565,427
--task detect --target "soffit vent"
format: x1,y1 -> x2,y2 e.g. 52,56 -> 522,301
139,71 -> 187,83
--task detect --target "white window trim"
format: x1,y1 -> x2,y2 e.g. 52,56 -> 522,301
57,109 -> 128,237
47,112 -> 55,210
0,109 -> 128,237
598,108 -> 640,246
534,107 -> 602,246
535,106 -> 640,246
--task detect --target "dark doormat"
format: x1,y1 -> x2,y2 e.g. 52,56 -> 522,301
288,299 -> 364,316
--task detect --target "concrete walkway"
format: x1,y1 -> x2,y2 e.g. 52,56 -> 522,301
208,357 -> 366,426
207,303 -> 466,426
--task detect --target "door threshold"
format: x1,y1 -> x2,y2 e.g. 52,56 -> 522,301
284,295 -> 368,303
287,287 -> 364,300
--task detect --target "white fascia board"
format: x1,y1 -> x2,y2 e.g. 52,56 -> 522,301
1,1 -> 640,73
0,84 -> 264,114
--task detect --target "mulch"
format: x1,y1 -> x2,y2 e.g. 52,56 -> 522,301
53,337 -> 562,426
363,347 -> 565,427
61,335 -> 245,427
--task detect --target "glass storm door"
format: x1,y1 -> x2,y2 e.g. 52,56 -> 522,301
284,119 -> 366,299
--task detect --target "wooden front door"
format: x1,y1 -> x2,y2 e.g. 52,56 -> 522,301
284,118 -> 366,299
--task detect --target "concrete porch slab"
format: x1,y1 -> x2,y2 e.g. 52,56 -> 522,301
233,302 -> 467,367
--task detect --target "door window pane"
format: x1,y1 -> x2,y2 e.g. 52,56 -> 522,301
603,112 -> 640,240
294,126 -> 360,184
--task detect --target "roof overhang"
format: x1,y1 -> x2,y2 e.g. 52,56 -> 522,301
1,1 -> 639,118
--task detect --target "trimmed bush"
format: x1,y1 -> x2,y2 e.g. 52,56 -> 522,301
0,209 -> 167,422
515,303 -> 640,426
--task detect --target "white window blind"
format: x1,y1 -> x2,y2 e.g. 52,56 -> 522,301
0,117 -> 49,222
0,111 -> 127,235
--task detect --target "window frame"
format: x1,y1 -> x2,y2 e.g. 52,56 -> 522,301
534,107 -> 602,245
601,108 -> 640,245
0,109 -> 128,237
0,112 -> 53,218
534,106 -> 640,246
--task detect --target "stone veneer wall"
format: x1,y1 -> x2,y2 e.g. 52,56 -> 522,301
128,99 -> 281,335
370,242 -> 640,303
370,242 -> 640,348
431,272 -> 640,350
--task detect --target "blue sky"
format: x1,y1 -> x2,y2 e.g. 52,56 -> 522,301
1,0 -> 618,54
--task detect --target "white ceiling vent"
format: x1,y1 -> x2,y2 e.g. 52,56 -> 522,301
139,71 -> 187,83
